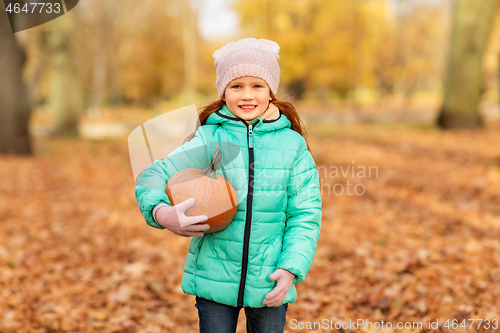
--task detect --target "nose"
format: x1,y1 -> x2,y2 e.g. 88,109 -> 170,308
242,87 -> 253,100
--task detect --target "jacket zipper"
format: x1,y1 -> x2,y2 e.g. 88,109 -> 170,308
248,125 -> 253,148
237,120 -> 257,307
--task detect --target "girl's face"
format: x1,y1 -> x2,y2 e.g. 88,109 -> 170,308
222,76 -> 272,124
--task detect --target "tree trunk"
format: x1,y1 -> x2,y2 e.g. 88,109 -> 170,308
182,0 -> 197,105
28,27 -> 49,104
48,12 -> 83,137
437,0 -> 498,129
0,2 -> 32,155
88,3 -> 118,119
89,33 -> 107,119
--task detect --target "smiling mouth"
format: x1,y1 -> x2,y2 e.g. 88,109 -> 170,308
239,105 -> 257,111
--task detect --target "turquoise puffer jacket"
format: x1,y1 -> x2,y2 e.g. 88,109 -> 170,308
135,105 -> 322,308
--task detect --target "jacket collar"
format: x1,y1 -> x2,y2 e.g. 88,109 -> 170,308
206,105 -> 291,134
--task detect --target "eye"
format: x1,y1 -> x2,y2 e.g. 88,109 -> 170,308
231,84 -> 241,89
254,85 -> 263,88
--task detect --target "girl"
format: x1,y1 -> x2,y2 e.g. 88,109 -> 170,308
135,37 -> 322,333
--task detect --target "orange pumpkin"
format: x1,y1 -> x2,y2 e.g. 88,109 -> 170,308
165,148 -> 238,233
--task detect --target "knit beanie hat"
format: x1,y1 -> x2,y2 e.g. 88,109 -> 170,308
213,37 -> 280,97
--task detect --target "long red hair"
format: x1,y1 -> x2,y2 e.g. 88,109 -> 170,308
185,93 -> 311,151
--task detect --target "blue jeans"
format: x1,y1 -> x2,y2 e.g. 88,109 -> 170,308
195,296 -> 288,333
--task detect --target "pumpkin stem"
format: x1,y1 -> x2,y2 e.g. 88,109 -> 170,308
201,148 -> 222,179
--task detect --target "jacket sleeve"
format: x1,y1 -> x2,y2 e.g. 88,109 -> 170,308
276,139 -> 322,284
134,127 -> 210,229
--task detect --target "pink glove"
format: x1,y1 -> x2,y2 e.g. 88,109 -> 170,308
154,198 -> 209,237
263,269 -> 296,307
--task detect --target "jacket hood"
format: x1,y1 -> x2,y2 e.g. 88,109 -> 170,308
206,104 -> 291,134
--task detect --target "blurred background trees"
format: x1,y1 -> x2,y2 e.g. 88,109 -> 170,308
1,0 -> 499,153
234,0 -> 451,105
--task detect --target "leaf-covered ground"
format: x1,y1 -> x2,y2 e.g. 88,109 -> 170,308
1,120 -> 499,332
